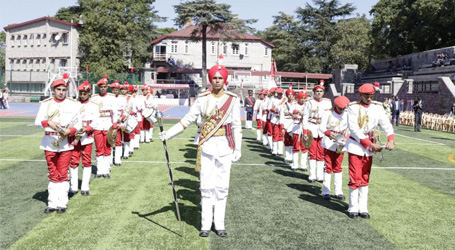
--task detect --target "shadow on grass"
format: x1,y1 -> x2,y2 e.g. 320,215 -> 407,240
175,166 -> 199,178
131,210 -> 182,237
32,190 -> 48,204
287,183 -> 349,214
430,136 -> 453,141
274,169 -> 308,180
180,144 -> 197,159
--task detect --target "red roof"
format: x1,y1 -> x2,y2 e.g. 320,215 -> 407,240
4,16 -> 80,30
150,25 -> 274,48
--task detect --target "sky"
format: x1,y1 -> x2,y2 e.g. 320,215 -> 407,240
1,0 -> 377,31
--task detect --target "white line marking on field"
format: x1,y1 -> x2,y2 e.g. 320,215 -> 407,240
26,124 -> 35,126
2,158 -> 454,170
394,133 -> 445,145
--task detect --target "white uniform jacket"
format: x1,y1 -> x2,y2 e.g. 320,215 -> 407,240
291,102 -> 306,134
345,101 -> 394,157
113,94 -> 127,123
258,98 -> 269,123
281,100 -> 296,133
78,100 -> 101,146
35,97 -> 82,152
269,97 -> 286,125
320,110 -> 348,152
180,91 -> 242,157
303,98 -> 332,138
133,94 -> 144,122
91,93 -> 118,131
253,98 -> 264,121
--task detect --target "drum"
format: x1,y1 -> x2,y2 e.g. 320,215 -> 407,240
123,115 -> 138,133
142,108 -> 157,124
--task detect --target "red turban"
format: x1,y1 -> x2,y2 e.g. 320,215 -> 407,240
208,65 -> 229,85
359,83 -> 376,95
97,74 -> 108,86
51,79 -> 67,88
296,92 -> 305,100
276,88 -> 284,94
285,89 -> 295,96
77,80 -> 91,91
110,82 -> 121,89
334,96 -> 350,109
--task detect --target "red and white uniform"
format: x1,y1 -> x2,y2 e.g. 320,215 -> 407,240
69,99 -> 100,193
258,96 -> 270,146
35,97 -> 82,209
346,100 -> 394,214
290,101 -> 309,170
142,92 -> 157,142
280,99 -> 295,161
91,93 -> 118,176
253,97 -> 264,141
270,96 -> 286,155
303,97 -> 332,181
319,109 -> 348,197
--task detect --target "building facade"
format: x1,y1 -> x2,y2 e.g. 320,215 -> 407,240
3,17 -> 81,99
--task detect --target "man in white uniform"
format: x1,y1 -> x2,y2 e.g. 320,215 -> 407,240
35,78 -> 82,213
159,64 -> 242,238
345,83 -> 394,219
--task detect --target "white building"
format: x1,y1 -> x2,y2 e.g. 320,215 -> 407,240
145,25 -> 275,87
3,17 -> 81,99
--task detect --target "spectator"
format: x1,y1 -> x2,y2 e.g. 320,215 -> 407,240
3,89 -> 9,109
391,96 -> 402,126
450,103 -> 455,117
413,97 -> 425,132
156,90 -> 161,98
0,89 -> 5,109
168,56 -> 175,66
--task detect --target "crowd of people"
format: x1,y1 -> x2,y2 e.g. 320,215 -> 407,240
35,73 -> 157,213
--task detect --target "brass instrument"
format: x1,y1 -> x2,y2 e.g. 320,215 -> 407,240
51,112 -> 79,147
371,126 -> 385,162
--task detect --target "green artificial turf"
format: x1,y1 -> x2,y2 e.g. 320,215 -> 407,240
1,116 -> 455,249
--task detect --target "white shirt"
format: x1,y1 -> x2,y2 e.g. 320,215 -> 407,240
303,98 -> 333,138
320,110 -> 348,152
91,93 -> 119,131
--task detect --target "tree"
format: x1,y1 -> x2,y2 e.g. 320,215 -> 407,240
173,0 -> 256,85
54,6 -> 82,23
258,12 -> 302,72
370,0 -> 455,58
296,0 -> 355,73
76,0 -> 163,75
331,16 -> 372,70
0,31 -> 5,71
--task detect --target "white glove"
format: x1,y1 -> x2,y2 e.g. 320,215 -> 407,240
159,123 -> 185,142
232,150 -> 241,162
159,131 -> 168,142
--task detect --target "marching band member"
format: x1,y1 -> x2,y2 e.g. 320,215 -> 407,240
281,88 -> 296,163
126,84 -> 138,157
345,83 -> 394,219
244,89 -> 255,130
303,81 -> 332,182
111,80 -> 127,166
258,89 -> 270,146
69,81 -> 100,196
270,88 -> 286,155
142,86 -> 157,143
132,85 -> 143,149
35,77 -> 82,213
319,96 -> 350,200
253,90 -> 265,141
121,82 -> 134,159
159,64 -> 242,238
265,88 -> 276,150
91,75 -> 118,178
291,91 -> 309,171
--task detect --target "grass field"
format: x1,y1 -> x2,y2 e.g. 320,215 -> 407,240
1,116 -> 455,250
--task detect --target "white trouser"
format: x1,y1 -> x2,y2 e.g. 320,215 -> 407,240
348,187 -> 359,213
316,161 -> 324,181
292,152 -> 299,170
272,142 -> 278,154
267,136 -> 273,151
359,186 -> 369,213
97,156 -> 108,175
199,151 -> 232,231
309,160 -> 317,180
262,134 -> 268,146
57,181 -> 69,208
140,130 -> 145,143
134,134 -> 140,148
277,141 -> 284,155
256,129 -> 262,141
123,142 -> 130,158
81,167 -> 91,191
47,182 -> 58,209
69,167 -> 79,192
114,146 -> 122,165
194,132 -> 200,145
285,146 -> 293,162
333,172 -> 343,196
322,172 -> 331,195
300,152 -> 308,170
149,128 -> 154,141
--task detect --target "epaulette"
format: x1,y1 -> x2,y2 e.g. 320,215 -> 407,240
107,93 -> 115,96
322,98 -> 331,101
371,101 -> 382,106
225,91 -> 238,98
40,97 -> 52,103
349,101 -> 360,106
92,94 -> 99,97
90,100 -> 98,105
67,98 -> 78,102
198,90 -> 211,97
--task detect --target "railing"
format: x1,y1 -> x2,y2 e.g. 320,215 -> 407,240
154,53 -> 167,61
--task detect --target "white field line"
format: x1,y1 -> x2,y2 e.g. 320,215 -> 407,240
1,158 -> 454,170
394,133 -> 445,145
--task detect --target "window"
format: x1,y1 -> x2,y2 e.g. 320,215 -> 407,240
10,59 -> 14,70
51,33 -> 59,44
42,34 -> 46,46
232,43 -> 239,55
22,59 -> 27,71
184,40 -> 189,54
35,59 -> 40,71
211,41 -> 216,54
23,35 -> 28,46
10,35 -> 15,47
222,43 -> 227,55
62,33 -> 68,44
50,59 -> 55,70
29,59 -> 33,70
16,59 -> 20,70
170,41 -> 178,53
244,43 -> 248,56
59,59 -> 67,67
29,34 -> 34,45
36,34 -> 41,45
265,47 -> 268,56
41,59 -> 47,71
17,35 -> 21,47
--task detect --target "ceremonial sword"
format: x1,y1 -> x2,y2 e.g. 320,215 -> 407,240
155,111 -> 183,236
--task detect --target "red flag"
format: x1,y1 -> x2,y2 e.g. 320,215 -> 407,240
86,65 -> 89,73
131,66 -> 134,73
271,59 -> 277,78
